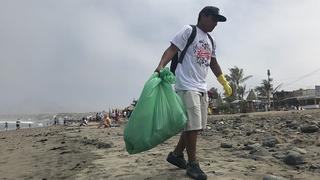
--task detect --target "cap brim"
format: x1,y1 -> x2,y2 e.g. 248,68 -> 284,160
215,15 -> 227,22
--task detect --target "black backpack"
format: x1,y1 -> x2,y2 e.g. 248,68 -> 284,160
170,25 -> 214,75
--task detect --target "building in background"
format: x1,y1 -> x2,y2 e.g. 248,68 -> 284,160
273,85 -> 320,110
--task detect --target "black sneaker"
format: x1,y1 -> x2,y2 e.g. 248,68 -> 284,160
166,152 -> 187,169
186,161 -> 207,180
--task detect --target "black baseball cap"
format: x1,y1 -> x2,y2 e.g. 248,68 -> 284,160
199,6 -> 227,22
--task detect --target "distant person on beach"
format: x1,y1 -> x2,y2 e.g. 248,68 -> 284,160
80,117 -> 88,126
16,121 -> 20,130
97,112 -> 105,128
97,113 -> 112,128
155,6 -> 232,180
5,122 -> 8,131
104,115 -> 112,128
111,111 -> 116,120
96,113 -> 100,121
123,111 -> 127,118
54,117 -> 58,125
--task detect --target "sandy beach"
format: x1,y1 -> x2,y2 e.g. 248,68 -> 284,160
1,110 -> 320,180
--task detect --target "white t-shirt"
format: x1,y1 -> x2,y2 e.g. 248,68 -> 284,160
171,25 -> 216,92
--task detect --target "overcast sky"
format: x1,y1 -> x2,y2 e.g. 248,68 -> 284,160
1,0 -> 319,114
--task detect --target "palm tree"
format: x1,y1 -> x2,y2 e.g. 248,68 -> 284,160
225,66 -> 253,100
208,87 -> 219,99
255,79 -> 273,98
207,87 -> 219,113
238,85 -> 247,100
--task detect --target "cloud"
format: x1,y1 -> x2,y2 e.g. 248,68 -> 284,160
0,0 -> 319,114
206,0 -> 320,92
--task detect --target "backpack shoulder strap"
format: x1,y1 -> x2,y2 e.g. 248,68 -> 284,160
207,33 -> 214,50
178,25 -> 197,63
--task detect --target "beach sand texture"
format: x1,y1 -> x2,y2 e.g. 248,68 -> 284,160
1,110 -> 320,180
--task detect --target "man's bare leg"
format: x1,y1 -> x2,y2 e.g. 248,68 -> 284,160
173,130 -> 198,162
173,132 -> 186,155
184,130 -> 198,162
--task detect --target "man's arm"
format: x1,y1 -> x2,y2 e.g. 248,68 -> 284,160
155,43 -> 179,72
210,57 -> 233,97
210,57 -> 222,78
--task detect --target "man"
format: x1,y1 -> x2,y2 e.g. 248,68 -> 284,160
16,120 -> 20,130
5,122 -> 8,131
103,115 -> 112,128
155,6 -> 232,180
97,111 -> 105,128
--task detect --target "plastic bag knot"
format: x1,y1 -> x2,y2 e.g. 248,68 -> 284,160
159,67 -> 175,84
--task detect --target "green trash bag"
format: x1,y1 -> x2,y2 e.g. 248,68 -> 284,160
124,68 -> 187,154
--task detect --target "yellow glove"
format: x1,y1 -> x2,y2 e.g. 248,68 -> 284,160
217,74 -> 232,97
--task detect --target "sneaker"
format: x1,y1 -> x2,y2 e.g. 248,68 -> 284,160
186,161 -> 207,180
166,152 -> 187,169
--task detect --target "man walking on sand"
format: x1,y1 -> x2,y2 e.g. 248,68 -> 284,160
155,6 -> 232,180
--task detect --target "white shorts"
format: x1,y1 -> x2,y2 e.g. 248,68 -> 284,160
177,90 -> 208,131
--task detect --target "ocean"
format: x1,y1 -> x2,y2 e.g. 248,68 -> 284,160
0,118 -> 53,131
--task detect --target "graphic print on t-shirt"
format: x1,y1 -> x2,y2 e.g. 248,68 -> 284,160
193,40 -> 211,67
